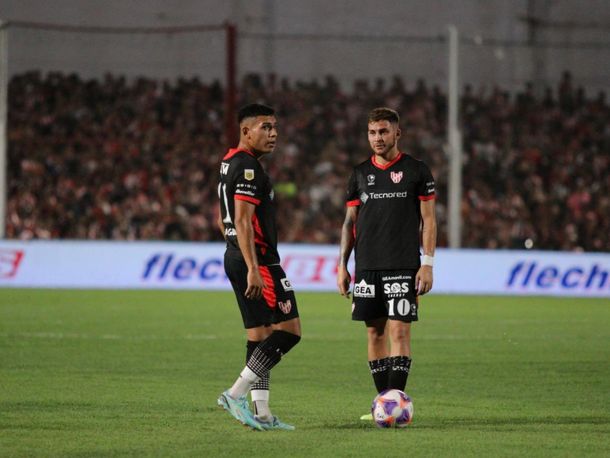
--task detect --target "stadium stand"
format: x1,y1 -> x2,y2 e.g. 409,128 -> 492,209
7,71 -> 609,251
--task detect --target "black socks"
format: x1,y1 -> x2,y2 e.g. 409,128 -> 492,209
246,330 -> 301,378
368,357 -> 390,393
387,355 -> 412,391
247,340 -> 269,391
370,355 -> 412,392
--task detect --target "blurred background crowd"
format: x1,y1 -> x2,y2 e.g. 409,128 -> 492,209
6,70 -> 609,251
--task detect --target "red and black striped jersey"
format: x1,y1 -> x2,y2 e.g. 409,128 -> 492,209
218,148 -> 280,265
346,152 -> 435,270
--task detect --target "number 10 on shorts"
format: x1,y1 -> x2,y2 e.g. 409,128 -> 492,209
387,298 -> 410,317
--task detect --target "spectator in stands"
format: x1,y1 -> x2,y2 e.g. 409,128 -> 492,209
6,71 -> 609,252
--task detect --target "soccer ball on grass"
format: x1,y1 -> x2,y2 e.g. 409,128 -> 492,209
372,389 -> 414,428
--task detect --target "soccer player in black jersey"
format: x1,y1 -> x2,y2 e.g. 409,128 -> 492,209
216,104 -> 301,431
337,107 -> 437,420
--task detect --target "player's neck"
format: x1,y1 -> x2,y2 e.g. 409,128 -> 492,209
373,149 -> 400,165
236,142 -> 262,159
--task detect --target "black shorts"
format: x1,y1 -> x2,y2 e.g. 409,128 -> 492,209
224,254 -> 299,329
352,270 -> 418,323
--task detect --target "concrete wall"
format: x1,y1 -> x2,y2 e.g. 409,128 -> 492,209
2,0 -> 609,91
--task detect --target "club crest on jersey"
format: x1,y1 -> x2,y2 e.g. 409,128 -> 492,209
278,299 -> 293,314
244,169 -> 255,181
390,171 -> 403,183
354,279 -> 375,298
367,174 -> 376,186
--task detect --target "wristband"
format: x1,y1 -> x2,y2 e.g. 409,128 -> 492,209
422,255 -> 434,267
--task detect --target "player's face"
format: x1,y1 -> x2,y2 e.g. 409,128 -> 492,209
244,116 -> 278,155
368,120 -> 400,156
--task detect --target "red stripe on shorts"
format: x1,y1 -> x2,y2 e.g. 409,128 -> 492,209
259,266 -> 277,309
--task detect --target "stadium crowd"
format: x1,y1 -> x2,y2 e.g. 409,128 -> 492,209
7,71 -> 609,251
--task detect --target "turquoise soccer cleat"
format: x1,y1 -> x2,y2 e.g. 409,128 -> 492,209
256,415 -> 296,431
217,391 -> 264,431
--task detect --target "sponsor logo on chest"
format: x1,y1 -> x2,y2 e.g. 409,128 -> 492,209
369,191 -> 408,199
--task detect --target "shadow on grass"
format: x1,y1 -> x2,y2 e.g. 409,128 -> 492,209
317,415 -> 610,431
415,415 -> 610,431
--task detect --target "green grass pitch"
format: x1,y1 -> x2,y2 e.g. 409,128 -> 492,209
1,289 -> 609,457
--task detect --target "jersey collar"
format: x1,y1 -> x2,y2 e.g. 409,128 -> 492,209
223,148 -> 256,160
371,152 -> 404,170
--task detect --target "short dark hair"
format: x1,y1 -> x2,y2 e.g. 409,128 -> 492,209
368,107 -> 400,124
238,103 -> 275,123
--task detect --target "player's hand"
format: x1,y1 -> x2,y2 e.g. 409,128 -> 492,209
415,266 -> 433,295
337,265 -> 352,299
245,268 -> 265,300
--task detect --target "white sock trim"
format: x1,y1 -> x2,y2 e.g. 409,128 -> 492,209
252,394 -> 272,419
228,366 -> 261,398
240,366 -> 260,384
251,389 -> 270,402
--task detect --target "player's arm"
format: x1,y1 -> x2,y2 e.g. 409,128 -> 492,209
234,199 -> 265,299
337,205 -> 358,298
416,199 -> 437,295
216,203 -> 226,240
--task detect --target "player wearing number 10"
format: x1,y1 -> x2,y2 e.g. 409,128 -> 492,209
337,107 -> 437,418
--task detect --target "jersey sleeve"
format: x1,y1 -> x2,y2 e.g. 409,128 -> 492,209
233,159 -> 264,205
417,162 -> 436,201
345,170 -> 361,207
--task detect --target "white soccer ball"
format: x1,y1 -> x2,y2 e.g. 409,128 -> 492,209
372,389 -> 414,428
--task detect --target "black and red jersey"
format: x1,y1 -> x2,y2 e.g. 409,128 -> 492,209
346,152 -> 435,270
218,148 -> 280,265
